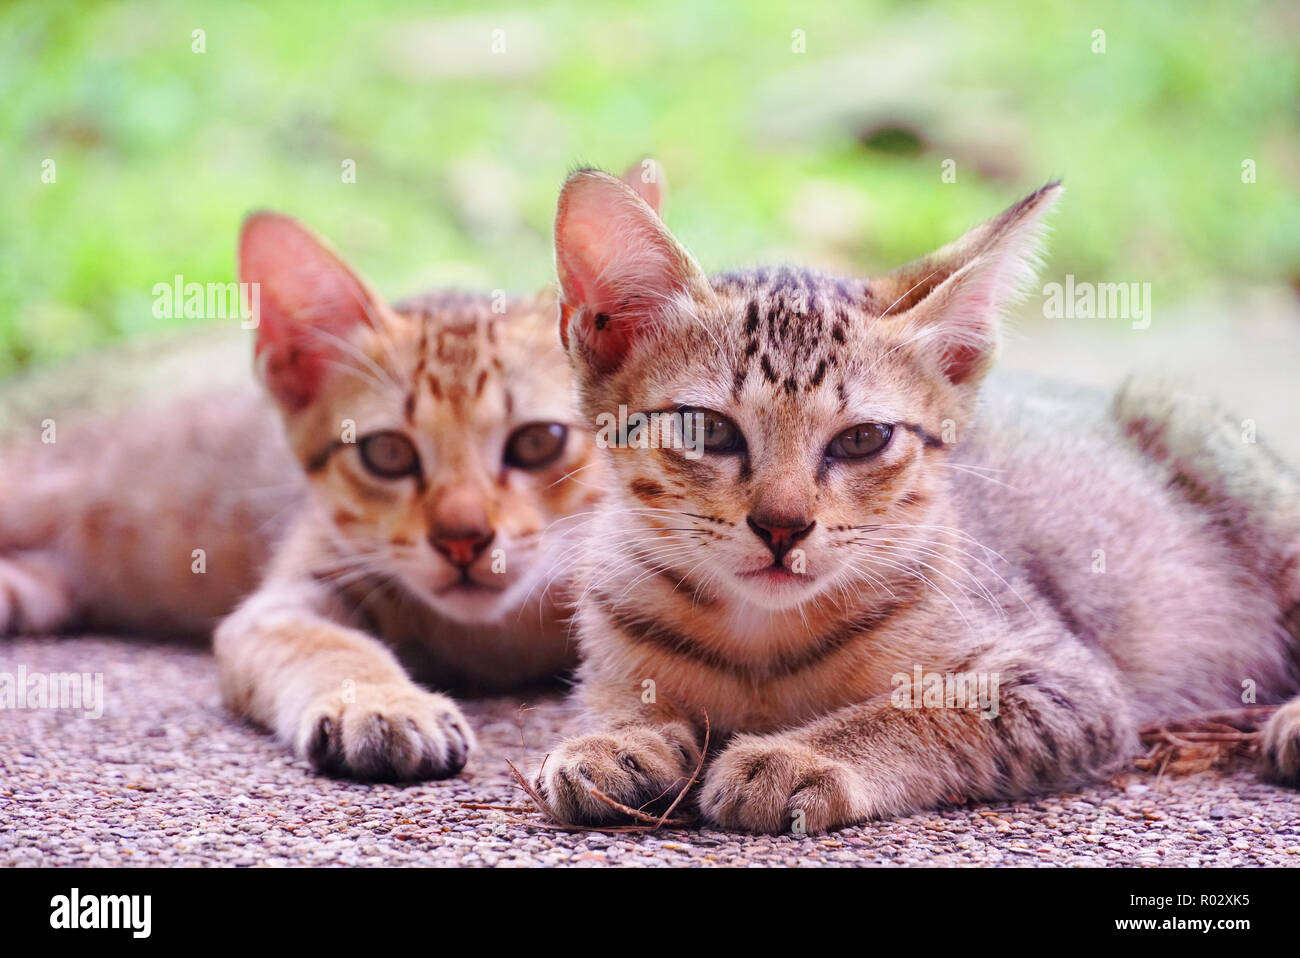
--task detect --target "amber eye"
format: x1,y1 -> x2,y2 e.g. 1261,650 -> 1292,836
826,423 -> 893,460
681,407 -> 745,454
358,431 -> 421,479
505,422 -> 568,469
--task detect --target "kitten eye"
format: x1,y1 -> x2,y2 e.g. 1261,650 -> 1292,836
505,422 -> 568,469
682,407 -> 745,454
826,423 -> 893,460
358,431 -> 421,479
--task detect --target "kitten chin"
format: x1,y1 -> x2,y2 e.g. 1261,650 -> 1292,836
422,587 -> 515,626
725,565 -> 830,611
402,575 -> 518,626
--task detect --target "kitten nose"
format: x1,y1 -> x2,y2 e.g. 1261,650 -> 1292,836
431,526 -> 495,567
746,514 -> 815,562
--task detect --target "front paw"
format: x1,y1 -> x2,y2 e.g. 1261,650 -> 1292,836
699,736 -> 861,834
297,683 -> 475,782
1259,699 -> 1300,785
0,555 -> 70,635
538,724 -> 699,825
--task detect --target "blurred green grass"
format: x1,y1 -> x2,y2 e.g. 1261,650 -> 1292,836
1,0 -> 1297,376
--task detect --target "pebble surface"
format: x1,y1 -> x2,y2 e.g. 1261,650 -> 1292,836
2,636 -> 1298,867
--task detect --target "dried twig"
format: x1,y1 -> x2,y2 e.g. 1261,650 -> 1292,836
1135,705 -> 1277,777
503,710 -> 711,833
655,710 -> 710,828
586,783 -> 688,825
503,757 -> 689,831
505,756 -> 554,816
514,703 -> 538,751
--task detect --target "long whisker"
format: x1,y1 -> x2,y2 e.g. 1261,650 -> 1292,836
297,319 -> 406,396
855,528 -> 1035,618
545,460 -> 606,490
939,462 -> 1021,491
846,552 -> 972,628
863,541 -> 1003,620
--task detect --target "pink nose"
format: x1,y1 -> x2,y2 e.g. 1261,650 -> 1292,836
746,514 -> 815,562
430,528 -> 495,567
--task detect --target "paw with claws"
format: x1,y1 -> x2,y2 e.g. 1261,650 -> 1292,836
0,555 -> 71,635
699,735 -> 863,834
297,683 -> 474,782
538,724 -> 700,825
1259,698 -> 1300,785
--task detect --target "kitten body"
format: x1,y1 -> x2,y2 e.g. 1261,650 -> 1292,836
1,161 -> 666,779
539,171 -> 1300,831
0,280 -> 594,776
0,305 -> 585,692
0,346 -> 292,637
213,273 -> 600,779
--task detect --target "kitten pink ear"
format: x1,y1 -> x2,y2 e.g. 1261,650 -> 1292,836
555,169 -> 706,374
619,157 -> 667,218
238,212 -> 383,411
878,182 -> 1062,387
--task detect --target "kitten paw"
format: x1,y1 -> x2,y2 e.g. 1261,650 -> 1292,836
297,684 -> 475,782
1258,699 -> 1300,785
699,736 -> 860,834
538,724 -> 699,825
0,555 -> 71,636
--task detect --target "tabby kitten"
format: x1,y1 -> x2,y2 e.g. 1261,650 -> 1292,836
538,169 -> 1300,831
212,212 -> 598,781
0,162 -> 663,781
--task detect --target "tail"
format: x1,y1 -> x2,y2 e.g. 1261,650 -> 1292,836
1113,375 -> 1300,619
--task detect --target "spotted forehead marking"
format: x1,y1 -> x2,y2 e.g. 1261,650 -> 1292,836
713,267 -> 878,401
394,291 -> 511,419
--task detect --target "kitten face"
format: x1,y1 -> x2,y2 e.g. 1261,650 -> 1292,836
585,271 -> 957,610
310,294 -> 594,625
239,215 -> 597,625
554,171 -> 1060,612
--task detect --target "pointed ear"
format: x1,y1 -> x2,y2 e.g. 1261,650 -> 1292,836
619,157 -> 667,218
554,169 -> 707,374
238,211 -> 384,411
876,182 -> 1062,387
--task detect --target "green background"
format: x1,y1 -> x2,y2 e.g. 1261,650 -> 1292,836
2,0 -> 1296,377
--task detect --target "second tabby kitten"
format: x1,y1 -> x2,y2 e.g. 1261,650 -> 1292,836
0,162 -> 664,781
538,169 -> 1300,831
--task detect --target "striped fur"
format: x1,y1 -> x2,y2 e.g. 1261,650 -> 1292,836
209,222 -> 609,782
1,159 -> 665,783
0,216 -> 601,783
538,172 -> 1300,831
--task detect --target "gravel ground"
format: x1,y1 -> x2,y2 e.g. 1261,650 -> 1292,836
2,636 -> 1299,867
